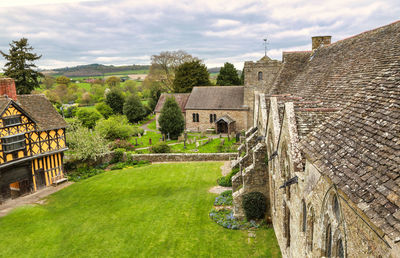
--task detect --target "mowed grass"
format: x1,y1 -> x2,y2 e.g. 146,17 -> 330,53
0,162 -> 281,257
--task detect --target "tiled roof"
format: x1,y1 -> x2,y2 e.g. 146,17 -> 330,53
17,94 -> 67,131
185,86 -> 246,110
154,93 -> 190,113
299,21 -> 400,241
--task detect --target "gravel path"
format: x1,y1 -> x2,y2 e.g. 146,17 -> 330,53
208,161 -> 233,194
140,117 -> 157,132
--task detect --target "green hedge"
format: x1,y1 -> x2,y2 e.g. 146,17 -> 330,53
242,192 -> 267,220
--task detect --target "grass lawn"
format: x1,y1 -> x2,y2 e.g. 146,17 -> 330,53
147,119 -> 157,131
0,162 -> 280,257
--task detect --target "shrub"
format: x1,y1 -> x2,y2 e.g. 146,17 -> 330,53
64,105 -> 77,118
76,108 -> 102,129
95,102 -> 114,119
242,192 -> 267,220
150,142 -> 171,153
123,94 -> 146,123
67,166 -> 104,182
67,125 -> 109,161
95,116 -> 134,140
217,167 -> 239,187
132,127 -> 144,137
111,148 -> 125,163
110,139 -> 135,151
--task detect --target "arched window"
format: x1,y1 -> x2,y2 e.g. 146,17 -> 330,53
283,201 -> 290,247
333,194 -> 340,221
302,200 -> 307,232
196,113 -> 199,122
336,238 -> 344,258
192,113 -> 196,122
325,223 -> 332,258
307,207 -> 314,252
258,71 -> 263,81
280,146 -> 291,200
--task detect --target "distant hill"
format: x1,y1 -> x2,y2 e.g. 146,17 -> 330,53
42,64 -> 150,77
207,67 -> 221,74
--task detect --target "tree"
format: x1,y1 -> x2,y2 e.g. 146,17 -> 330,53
148,50 -> 200,91
95,102 -> 114,119
216,62 -> 240,86
76,108 -> 102,129
105,89 -> 124,114
172,60 -> 210,93
56,76 -> 70,85
123,94 -> 146,123
43,75 -> 55,89
158,97 -> 184,139
148,83 -> 163,111
240,67 -> 245,85
106,76 -> 120,88
0,38 -> 42,94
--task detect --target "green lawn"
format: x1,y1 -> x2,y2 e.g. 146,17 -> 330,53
0,162 -> 280,257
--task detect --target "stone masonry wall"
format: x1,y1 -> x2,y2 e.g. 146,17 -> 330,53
185,109 -> 248,132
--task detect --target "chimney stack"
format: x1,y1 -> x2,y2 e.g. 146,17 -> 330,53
0,78 -> 18,101
312,36 -> 331,50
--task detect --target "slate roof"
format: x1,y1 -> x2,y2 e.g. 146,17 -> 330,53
0,95 -> 67,131
185,86 -> 246,110
295,21 -> 400,241
154,93 -> 190,113
216,115 -> 235,124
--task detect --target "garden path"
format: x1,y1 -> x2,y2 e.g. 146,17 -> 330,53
140,117 -> 157,132
0,182 -> 73,218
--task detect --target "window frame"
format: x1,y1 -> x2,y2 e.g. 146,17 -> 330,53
2,115 -> 22,127
2,133 -> 26,153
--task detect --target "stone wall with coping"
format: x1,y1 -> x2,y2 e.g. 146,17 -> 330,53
129,153 -> 236,162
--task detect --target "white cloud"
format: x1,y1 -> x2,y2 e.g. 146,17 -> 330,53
213,19 -> 241,27
0,0 -> 97,7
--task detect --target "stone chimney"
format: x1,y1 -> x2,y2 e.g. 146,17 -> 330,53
0,78 -> 18,101
312,36 -> 331,50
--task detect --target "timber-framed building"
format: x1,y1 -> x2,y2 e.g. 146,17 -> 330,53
0,78 -> 68,202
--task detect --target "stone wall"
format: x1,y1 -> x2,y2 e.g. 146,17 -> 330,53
185,109 -> 248,132
129,153 -> 236,162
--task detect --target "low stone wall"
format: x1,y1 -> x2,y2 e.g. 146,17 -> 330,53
130,153 -> 236,162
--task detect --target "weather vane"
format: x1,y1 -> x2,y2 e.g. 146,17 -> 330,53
263,38 -> 269,56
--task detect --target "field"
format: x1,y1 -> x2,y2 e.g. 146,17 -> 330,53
0,162 -> 281,257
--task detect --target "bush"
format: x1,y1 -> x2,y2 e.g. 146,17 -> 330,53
150,142 -> 171,153
132,127 -> 145,137
110,139 -> 135,151
76,108 -> 102,129
217,167 -> 239,187
95,103 -> 114,119
67,166 -> 103,182
111,148 -> 125,164
242,192 -> 267,220
64,105 -> 77,118
95,116 -> 134,140
67,125 -> 109,161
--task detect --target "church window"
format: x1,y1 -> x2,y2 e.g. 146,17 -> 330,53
307,207 -> 314,252
193,113 -> 196,122
192,113 -> 199,122
280,146 -> 291,199
258,71 -> 263,81
302,199 -> 307,232
325,223 -> 332,258
196,113 -> 199,122
209,114 -> 216,123
333,194 -> 340,221
283,201 -> 291,247
337,238 -> 344,258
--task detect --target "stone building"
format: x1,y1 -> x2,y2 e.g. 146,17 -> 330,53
0,78 -> 68,203
232,21 -> 400,257
155,86 -> 249,133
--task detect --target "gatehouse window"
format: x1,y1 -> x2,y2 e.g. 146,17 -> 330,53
258,71 -> 263,81
2,134 -> 26,153
3,116 -> 22,127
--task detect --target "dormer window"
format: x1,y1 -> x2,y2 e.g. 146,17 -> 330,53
3,116 -> 22,127
258,71 -> 263,81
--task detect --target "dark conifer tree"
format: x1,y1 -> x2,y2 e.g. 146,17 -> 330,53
216,62 -> 240,86
158,97 -> 184,139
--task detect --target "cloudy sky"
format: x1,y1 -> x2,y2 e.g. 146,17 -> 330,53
0,0 -> 399,70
